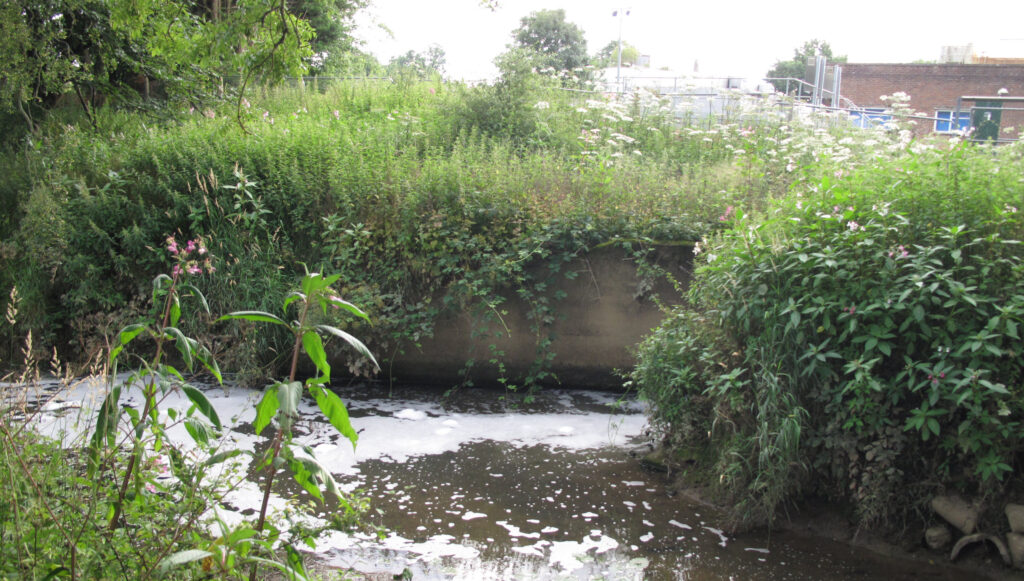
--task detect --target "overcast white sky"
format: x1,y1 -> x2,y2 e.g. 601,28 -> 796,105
354,0 -> 1024,81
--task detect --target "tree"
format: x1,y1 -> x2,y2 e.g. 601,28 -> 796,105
511,9 -> 588,75
0,0 -> 365,132
289,0 -> 366,54
386,45 -> 446,80
593,40 -> 639,68
765,39 -> 846,94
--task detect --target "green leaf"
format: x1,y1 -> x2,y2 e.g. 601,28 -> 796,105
225,526 -> 259,546
170,296 -> 182,328
278,381 -> 303,432
283,448 -> 321,501
310,385 -> 358,450
205,449 -> 245,466
109,324 -> 147,364
152,273 -> 173,292
302,331 -> 330,384
179,282 -> 211,314
158,363 -> 185,384
40,567 -> 70,581
254,386 -> 280,436
301,272 -> 336,296
980,380 -> 1010,395
316,325 -> 380,371
326,296 -> 371,323
246,557 -> 307,580
285,545 -> 309,580
912,304 -> 925,323
163,326 -> 194,371
185,417 -> 211,446
1006,319 -> 1019,340
217,311 -> 288,326
283,291 -> 306,312
285,450 -> 342,502
156,550 -> 214,574
88,384 -> 122,476
182,385 -> 221,429
193,344 -> 223,384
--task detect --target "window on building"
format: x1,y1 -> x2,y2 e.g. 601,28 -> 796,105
849,107 -> 891,129
935,110 -> 971,133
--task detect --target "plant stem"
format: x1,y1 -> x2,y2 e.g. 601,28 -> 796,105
108,275 -> 179,531
250,298 -> 309,581
0,417 -> 78,581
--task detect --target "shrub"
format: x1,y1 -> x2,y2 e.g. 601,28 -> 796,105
635,142 -> 1024,526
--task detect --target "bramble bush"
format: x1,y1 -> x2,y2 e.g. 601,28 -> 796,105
633,141 -> 1024,526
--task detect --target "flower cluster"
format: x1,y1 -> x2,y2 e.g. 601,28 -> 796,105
888,245 -> 909,259
166,235 -> 215,277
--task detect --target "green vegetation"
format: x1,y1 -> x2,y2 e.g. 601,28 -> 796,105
765,39 -> 847,94
511,9 -> 590,81
1,251 -> 377,579
0,0 -> 361,132
632,140 -> 1024,528
2,54 -> 1021,549
0,79 -> 813,390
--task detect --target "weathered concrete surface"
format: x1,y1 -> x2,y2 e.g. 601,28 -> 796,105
382,245 -> 693,389
932,495 -> 980,535
1006,504 -> 1024,533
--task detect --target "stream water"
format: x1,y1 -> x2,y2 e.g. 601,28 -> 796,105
19,377 -> 988,580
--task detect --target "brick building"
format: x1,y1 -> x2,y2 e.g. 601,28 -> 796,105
838,63 -> 1024,138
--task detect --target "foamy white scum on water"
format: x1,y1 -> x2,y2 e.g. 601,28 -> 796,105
14,376 -> 979,580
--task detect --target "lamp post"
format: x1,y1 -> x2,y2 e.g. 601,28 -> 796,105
613,8 -> 630,92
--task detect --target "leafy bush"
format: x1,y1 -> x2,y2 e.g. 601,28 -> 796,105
634,142 -> 1024,526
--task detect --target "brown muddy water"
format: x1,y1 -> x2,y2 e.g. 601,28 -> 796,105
22,379 -> 993,580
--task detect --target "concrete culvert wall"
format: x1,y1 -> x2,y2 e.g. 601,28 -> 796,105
377,244 -> 694,389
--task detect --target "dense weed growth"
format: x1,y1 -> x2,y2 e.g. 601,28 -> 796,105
632,140 -> 1024,527
0,79 -> 830,387
5,75 -> 1016,539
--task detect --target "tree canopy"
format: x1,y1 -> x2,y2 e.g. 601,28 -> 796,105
511,9 -> 588,75
387,45 -> 446,80
593,40 -> 639,69
765,39 -> 846,94
0,0 -> 364,131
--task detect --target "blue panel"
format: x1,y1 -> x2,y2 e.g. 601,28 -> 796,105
849,108 -> 891,129
935,110 -> 971,133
